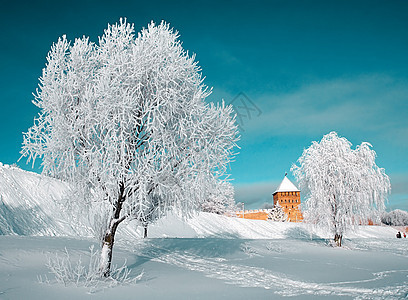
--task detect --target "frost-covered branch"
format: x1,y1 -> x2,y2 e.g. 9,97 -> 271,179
21,19 -> 239,276
291,132 -> 390,246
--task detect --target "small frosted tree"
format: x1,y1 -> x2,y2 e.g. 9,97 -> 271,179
268,201 -> 287,222
21,19 -> 238,276
291,132 -> 390,246
382,209 -> 408,226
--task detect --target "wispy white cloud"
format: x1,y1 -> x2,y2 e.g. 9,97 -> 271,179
239,74 -> 408,146
234,180 -> 280,209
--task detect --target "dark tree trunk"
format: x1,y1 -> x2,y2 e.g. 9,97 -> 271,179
101,228 -> 115,277
334,233 -> 342,247
100,218 -> 124,277
143,225 -> 148,238
100,182 -> 126,277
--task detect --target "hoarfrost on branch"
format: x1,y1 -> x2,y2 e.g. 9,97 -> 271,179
291,132 -> 390,246
21,19 -> 239,275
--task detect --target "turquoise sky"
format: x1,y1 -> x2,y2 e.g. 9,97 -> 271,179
1,0 -> 407,210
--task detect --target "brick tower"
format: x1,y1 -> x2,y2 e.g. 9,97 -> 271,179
273,175 -> 303,222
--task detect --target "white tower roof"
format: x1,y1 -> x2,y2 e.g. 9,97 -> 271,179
273,175 -> 300,194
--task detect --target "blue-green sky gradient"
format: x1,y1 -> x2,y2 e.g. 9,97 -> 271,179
1,0 -> 407,210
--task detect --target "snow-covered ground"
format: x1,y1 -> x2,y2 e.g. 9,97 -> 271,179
1,164 -> 407,299
0,163 -> 91,237
1,235 -> 407,299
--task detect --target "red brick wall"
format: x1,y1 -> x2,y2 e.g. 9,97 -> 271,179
236,211 -> 269,220
273,191 -> 303,222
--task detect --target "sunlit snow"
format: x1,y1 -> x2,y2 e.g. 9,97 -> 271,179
0,164 -> 407,299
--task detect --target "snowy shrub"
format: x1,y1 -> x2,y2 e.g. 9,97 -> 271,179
201,180 -> 236,214
266,242 -> 283,253
267,202 -> 287,222
42,245 -> 143,291
381,209 -> 408,226
240,242 -> 259,257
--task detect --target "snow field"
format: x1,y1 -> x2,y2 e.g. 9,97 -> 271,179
1,164 -> 407,299
1,236 -> 408,299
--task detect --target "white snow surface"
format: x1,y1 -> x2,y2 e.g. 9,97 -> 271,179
1,163 -> 397,241
1,164 -> 407,299
0,164 -> 82,236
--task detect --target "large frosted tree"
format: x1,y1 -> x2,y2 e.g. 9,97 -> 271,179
21,19 -> 239,276
291,132 -> 390,246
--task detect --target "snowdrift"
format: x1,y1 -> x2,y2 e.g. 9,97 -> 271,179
0,163 -> 77,236
139,211 -> 398,240
0,163 -> 399,240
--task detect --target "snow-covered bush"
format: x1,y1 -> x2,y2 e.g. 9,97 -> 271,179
381,209 -> 408,226
240,242 -> 259,257
201,180 -> 236,214
21,19 -> 239,276
292,132 -> 390,246
268,202 -> 287,222
42,245 -> 143,291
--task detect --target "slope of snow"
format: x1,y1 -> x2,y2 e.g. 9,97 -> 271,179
0,164 -> 91,237
0,163 -> 400,241
1,164 -> 407,299
137,212 -> 398,240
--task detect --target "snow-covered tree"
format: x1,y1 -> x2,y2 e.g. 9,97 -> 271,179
268,201 -> 287,222
381,209 -> 408,226
21,19 -> 239,276
291,132 -> 390,246
201,180 -> 236,214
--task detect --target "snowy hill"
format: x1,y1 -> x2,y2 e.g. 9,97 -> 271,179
0,163 -> 93,237
0,163 -> 399,241
142,211 -> 399,240
1,163 -> 407,299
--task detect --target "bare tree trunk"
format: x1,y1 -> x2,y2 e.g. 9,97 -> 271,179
332,195 -> 342,247
100,229 -> 114,277
334,233 -> 342,247
100,220 -> 120,277
100,183 -> 126,277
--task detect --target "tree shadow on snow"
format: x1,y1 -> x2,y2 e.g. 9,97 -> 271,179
128,238 -> 248,269
0,202 -> 56,236
284,227 -> 328,246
